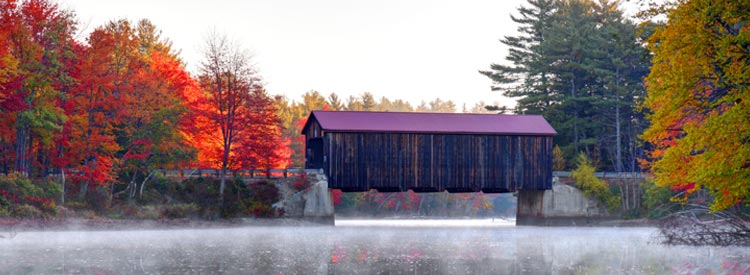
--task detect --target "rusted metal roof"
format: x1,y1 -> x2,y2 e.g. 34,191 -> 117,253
304,110 -> 556,136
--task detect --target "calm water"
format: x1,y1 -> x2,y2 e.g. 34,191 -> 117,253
1,219 -> 748,274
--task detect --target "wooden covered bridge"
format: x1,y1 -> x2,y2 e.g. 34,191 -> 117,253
301,111 -> 556,193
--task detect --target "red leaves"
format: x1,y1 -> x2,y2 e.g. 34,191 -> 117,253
71,153 -> 116,188
331,189 -> 343,206
121,138 -> 154,162
671,182 -> 696,193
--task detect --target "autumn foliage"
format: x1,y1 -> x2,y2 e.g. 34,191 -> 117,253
642,0 -> 750,211
0,0 -> 288,202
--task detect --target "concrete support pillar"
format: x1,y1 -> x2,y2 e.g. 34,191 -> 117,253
516,177 -> 613,226
302,171 -> 335,224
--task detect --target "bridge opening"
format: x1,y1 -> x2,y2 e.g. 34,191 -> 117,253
332,189 -> 518,219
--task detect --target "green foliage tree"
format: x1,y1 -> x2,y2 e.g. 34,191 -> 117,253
480,0 -> 557,115
482,0 -> 650,172
641,0 -> 750,211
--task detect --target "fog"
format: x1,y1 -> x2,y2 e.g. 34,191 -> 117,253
1,220 -> 748,274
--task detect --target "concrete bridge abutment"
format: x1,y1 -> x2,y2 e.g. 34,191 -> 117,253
516,176 -> 614,226
273,170 -> 334,224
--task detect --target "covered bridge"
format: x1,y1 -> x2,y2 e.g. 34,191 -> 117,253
301,111 -> 556,193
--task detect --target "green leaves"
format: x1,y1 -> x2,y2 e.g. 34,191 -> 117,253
483,0 -> 650,172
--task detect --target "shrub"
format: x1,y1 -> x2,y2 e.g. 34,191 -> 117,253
0,173 -> 61,217
0,173 -> 44,198
245,199 -> 278,217
249,180 -> 280,205
571,153 -> 621,213
292,174 -> 310,191
161,203 -> 200,219
242,180 -> 281,217
641,178 -> 675,218
13,205 -> 44,218
85,186 -> 112,213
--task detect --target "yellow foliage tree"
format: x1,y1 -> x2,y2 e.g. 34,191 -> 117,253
641,0 -> 750,211
571,153 -> 621,212
552,145 -> 566,171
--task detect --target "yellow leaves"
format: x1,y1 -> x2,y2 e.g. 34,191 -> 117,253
571,153 -> 621,212
642,0 -> 750,211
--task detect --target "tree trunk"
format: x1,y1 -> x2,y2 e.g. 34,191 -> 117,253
219,152 -> 229,206
615,69 -> 623,173
128,172 -> 138,204
61,169 -> 66,204
571,79 -> 579,153
139,171 -> 154,199
80,157 -> 89,202
615,103 -> 623,172
14,126 -> 29,176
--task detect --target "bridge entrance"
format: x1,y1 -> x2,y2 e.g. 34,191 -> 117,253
306,138 -> 324,169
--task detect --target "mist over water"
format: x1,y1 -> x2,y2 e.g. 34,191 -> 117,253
1,220 -> 748,274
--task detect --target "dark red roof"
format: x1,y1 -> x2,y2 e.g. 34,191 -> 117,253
304,111 -> 556,136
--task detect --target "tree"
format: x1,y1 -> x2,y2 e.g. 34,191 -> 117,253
552,145 -> 566,170
480,0 -> 557,115
69,27 -> 125,200
234,89 -> 289,171
641,0 -> 750,211
360,92 -> 376,111
482,0 -> 650,172
590,0 -> 650,172
1,0 -> 76,177
427,98 -> 457,113
275,91 -> 329,168
327,93 -> 344,110
197,31 -> 262,203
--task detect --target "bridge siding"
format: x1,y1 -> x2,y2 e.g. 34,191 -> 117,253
319,130 -> 552,193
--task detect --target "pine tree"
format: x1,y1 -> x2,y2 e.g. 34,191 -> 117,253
480,0 -> 557,114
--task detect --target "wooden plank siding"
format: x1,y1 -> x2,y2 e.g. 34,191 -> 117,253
319,131 -> 553,193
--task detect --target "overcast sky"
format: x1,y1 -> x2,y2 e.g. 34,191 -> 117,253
59,0 -> 643,110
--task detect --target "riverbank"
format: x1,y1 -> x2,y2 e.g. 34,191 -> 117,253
0,217 -> 337,233
517,216 -> 659,227
0,216 -> 661,233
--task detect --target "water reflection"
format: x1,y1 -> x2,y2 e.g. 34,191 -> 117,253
0,220 -> 748,274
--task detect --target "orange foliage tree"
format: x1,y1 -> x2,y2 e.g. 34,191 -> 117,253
195,32 -> 287,201
65,19 -> 199,201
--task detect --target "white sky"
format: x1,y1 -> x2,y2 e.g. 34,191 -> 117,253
59,0 -> 644,110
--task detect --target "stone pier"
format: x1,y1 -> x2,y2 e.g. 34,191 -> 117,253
273,170 -> 334,224
516,176 -> 613,226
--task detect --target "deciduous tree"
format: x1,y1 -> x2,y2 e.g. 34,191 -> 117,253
641,0 -> 750,211
197,31 -> 277,202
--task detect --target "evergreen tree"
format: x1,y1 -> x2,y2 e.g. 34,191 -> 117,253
327,93 -> 344,110
480,0 -> 557,114
483,0 -> 650,171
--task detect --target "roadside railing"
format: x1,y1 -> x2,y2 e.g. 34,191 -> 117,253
153,168 -> 322,179
552,171 -> 645,179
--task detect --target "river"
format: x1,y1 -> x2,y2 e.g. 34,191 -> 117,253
1,219 -> 748,274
